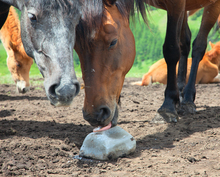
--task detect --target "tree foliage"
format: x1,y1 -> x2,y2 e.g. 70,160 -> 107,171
130,16 -> 163,69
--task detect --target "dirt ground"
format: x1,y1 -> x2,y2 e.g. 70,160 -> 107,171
0,77 -> 220,177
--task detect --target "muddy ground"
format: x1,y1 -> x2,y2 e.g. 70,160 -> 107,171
0,77 -> 220,176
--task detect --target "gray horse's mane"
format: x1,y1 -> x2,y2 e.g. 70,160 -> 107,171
35,0 -> 82,16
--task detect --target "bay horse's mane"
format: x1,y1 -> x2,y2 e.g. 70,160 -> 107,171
76,0 -> 148,51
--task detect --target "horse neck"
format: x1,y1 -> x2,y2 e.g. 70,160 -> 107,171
1,7 -> 31,60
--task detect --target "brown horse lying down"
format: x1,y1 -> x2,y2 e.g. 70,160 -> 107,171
0,7 -> 33,93
133,41 -> 220,86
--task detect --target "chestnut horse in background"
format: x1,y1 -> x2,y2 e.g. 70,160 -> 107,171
0,7 -> 33,93
132,41 -> 220,86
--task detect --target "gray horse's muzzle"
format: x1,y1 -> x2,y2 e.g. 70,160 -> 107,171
45,77 -> 80,106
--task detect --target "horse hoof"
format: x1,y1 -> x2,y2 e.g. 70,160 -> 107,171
178,102 -> 196,115
151,110 -> 179,124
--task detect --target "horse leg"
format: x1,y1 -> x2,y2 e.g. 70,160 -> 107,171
177,12 -> 191,102
152,1 -> 185,124
180,2 -> 220,114
0,3 -> 10,28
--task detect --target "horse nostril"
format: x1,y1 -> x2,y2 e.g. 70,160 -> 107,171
97,106 -> 111,122
22,88 -> 27,94
73,80 -> 80,96
49,81 -> 79,99
48,84 -> 57,98
47,80 -> 80,106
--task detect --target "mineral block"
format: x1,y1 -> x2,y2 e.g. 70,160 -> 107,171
79,126 -> 136,160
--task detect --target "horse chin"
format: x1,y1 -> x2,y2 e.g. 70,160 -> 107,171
97,104 -> 119,129
110,105 -> 119,127
44,77 -> 79,107
16,80 -> 30,94
48,95 -> 73,107
83,104 -> 119,128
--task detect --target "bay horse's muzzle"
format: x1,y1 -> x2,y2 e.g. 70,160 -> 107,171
83,105 -> 118,127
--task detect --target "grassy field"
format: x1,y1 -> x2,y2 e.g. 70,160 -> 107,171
0,9 -> 216,83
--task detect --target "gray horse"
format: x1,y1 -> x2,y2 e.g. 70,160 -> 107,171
0,0 -> 83,106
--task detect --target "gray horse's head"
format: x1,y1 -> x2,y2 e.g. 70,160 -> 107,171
1,0 -> 82,106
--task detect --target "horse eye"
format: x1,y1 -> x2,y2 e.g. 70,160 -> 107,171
16,62 -> 21,67
28,13 -> 37,22
109,39 -> 118,48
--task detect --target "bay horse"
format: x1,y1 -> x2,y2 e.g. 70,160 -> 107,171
74,0 -> 136,128
0,0 -> 83,106
0,7 -> 33,93
132,41 -> 220,86
74,0 -> 220,129
77,0 -> 220,129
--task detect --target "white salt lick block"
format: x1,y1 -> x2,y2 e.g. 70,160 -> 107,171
79,126 -> 136,160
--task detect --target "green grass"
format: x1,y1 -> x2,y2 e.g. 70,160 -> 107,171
0,44 -> 7,61
127,60 -> 153,78
0,75 -> 44,85
0,75 -> 14,84
0,44 -> 10,76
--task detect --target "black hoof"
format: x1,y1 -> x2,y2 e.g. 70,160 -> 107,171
178,102 -> 196,115
151,109 -> 179,124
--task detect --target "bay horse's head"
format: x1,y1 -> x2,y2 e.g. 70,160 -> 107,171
75,1 -> 135,129
1,0 -> 82,106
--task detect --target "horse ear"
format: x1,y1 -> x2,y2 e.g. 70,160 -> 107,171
1,0 -> 23,10
209,41 -> 215,49
207,49 -> 217,61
